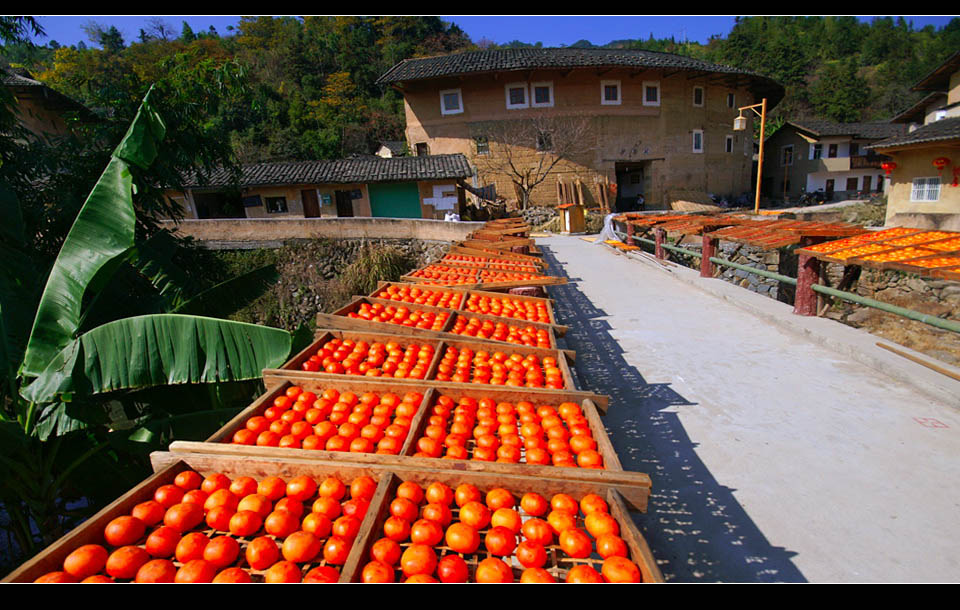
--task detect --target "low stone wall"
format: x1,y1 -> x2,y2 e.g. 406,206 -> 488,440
161,217 -> 483,248
666,240 -> 791,302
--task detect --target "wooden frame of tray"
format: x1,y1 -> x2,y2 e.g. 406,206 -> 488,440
265,329 -> 603,408
368,281 -> 560,327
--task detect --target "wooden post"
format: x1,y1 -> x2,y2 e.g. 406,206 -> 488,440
793,237 -> 823,316
700,235 -> 718,278
654,228 -> 665,260
626,222 -> 635,246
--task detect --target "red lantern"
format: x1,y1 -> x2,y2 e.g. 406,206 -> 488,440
881,161 -> 897,175
952,167 -> 959,188
933,157 -> 951,173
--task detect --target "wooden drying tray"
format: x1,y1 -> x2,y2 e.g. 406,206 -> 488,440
399,275 -> 567,291
148,453 -> 665,583
878,253 -> 960,275
368,281 -> 562,328
796,228 -> 959,262
449,244 -> 545,265
461,238 -> 537,252
266,328 -> 604,408
705,220 -> 866,250
439,254 -> 546,272
173,377 -> 644,506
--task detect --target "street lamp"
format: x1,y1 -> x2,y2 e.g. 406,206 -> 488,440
733,98 -> 767,214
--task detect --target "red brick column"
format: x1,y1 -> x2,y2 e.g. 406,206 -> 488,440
793,237 -> 824,316
626,222 -> 635,246
654,228 -> 665,259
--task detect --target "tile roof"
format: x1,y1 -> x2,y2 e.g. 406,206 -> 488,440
377,48 -> 784,105
869,117 -> 960,149
788,120 -> 909,140
181,154 -> 473,188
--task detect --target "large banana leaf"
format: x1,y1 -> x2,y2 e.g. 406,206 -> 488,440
20,314 -> 291,403
172,264 -> 279,318
20,90 -> 166,379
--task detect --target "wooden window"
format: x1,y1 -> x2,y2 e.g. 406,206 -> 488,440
693,86 -> 704,107
727,93 -> 735,108
415,142 -> 428,156
862,175 -> 872,191
725,135 -> 734,153
692,129 -> 704,153
531,82 -> 554,107
828,143 -> 838,158
265,196 -> 288,214
440,88 -> 463,115
505,83 -> 529,109
846,177 -> 859,191
911,177 -> 941,202
474,136 -> 489,155
849,142 -> 860,156
811,143 -> 822,159
642,81 -> 660,107
781,145 -> 793,166
601,80 -> 621,105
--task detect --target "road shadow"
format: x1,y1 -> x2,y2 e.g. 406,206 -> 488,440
541,242 -> 806,583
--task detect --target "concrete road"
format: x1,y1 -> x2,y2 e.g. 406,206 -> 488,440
540,236 -> 960,583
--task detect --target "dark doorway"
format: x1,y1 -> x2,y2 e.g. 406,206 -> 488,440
335,190 -> 354,217
302,189 -> 320,218
614,161 -> 649,212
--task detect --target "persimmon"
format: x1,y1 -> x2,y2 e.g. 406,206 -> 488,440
342,497 -> 370,519
311,496 -> 342,520
547,510 -> 577,536
332,515 -> 362,540
491,508 -> 522,533
516,540 -> 548,569
455,483 -> 482,507
282,531 -> 322,563
63,544 -> 108,580
80,574 -> 114,583
521,518 -> 554,546
520,492 -> 549,517
264,510 -> 301,538
559,528 -> 593,559
436,554 -> 469,583
486,488 -> 515,511
105,545 -> 150,580
174,470 -> 203,491
203,536 -> 240,569
425,482 -> 454,506
475,557 -> 513,583
400,543 -> 437,578
205,505 -> 235,532
484,526 -> 517,556
237,494 -> 272,518
577,450 -> 604,469
390,497 -> 419,522
175,532 -> 210,563
103,515 -> 146,547
601,556 -> 642,583
33,571 -> 77,583
566,565 -> 603,583
182,489 -> 208,506
350,475 -> 378,500
362,560 -> 396,583
213,567 -> 252,583
420,502 -> 453,527
303,565 -> 340,583
371,537 -> 402,566
201,473 -> 231,495
245,536 -> 280,571
409,519 -> 444,546
135,558 -> 177,583
145,526 -> 181,558
257,475 -> 287,501
228,510 -> 263,537
153,484 -> 185,508
383,515 -> 412,542
595,534 -> 629,559
585,511 -> 620,539
229,476 -> 259,498
131,500 -> 166,527
323,536 -> 352,565
520,567 -> 556,583
274,497 -> 304,518
317,476 -> 347,500
458,501 -> 491,529
579,494 -> 608,516
444,522 -> 480,554
204,488 -> 239,512
264,561 -> 302,583
550,493 -> 579,515
174,559 -> 217,583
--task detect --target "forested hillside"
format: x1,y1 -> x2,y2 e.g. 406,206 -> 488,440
3,15 -> 960,166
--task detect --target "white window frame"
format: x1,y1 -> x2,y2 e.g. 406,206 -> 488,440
531,81 -> 554,108
642,80 -> 660,107
505,82 -> 529,110
601,80 -> 621,106
725,135 -> 734,153
781,144 -> 794,166
693,86 -> 704,107
692,129 -> 704,154
811,143 -> 823,160
911,177 -> 941,202
439,88 -> 463,116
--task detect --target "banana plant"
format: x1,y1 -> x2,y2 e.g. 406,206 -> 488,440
0,88 -> 293,568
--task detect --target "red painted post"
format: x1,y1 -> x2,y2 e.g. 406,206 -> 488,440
700,235 -> 718,277
626,222 -> 635,246
654,228 -> 665,259
794,237 -> 824,316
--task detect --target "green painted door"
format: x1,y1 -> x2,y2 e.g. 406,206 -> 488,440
368,182 -> 422,218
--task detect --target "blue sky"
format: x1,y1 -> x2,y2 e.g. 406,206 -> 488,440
26,15 -> 959,49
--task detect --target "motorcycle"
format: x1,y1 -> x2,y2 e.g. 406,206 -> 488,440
797,190 -> 827,206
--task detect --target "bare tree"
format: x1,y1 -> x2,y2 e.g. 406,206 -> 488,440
471,114 -> 595,209
144,18 -> 176,42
